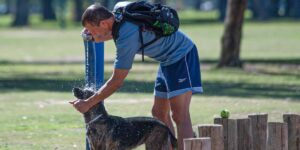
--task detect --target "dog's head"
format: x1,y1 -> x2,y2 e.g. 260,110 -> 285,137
72,87 -> 108,123
73,87 -> 94,100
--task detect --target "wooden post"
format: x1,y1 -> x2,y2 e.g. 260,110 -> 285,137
267,122 -> 288,150
283,114 -> 300,150
248,114 -> 268,150
237,118 -> 253,150
214,118 -> 237,150
198,124 -> 224,150
184,137 -> 211,150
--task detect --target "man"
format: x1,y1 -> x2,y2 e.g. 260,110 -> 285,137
69,3 -> 203,150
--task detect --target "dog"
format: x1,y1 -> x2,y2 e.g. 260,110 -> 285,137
73,87 -> 177,150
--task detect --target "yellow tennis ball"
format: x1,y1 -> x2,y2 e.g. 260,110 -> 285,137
220,109 -> 230,118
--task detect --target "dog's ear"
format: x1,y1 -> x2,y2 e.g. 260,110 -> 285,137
73,87 -> 85,99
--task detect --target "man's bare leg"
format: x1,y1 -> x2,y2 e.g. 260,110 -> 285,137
152,96 -> 175,135
170,91 -> 193,150
152,96 -> 175,150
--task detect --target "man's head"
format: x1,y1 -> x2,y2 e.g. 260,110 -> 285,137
82,4 -> 114,41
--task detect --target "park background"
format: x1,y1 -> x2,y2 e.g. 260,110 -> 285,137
0,0 -> 299,149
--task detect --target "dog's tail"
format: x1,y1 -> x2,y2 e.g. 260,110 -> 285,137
168,130 -> 178,149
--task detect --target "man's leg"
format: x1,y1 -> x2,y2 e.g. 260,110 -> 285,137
152,96 -> 175,135
169,91 -> 193,150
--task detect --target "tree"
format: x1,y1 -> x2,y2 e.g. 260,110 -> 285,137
12,0 -> 30,27
4,0 -> 13,14
73,0 -> 84,22
269,0 -> 280,18
54,0 -> 67,29
41,0 -> 56,20
194,0 -> 202,10
285,0 -> 300,18
218,0 -> 247,68
217,0 -> 228,21
249,0 -> 270,20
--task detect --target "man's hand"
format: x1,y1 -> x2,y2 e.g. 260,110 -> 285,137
69,99 -> 92,113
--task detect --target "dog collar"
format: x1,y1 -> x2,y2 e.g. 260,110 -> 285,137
87,114 -> 104,126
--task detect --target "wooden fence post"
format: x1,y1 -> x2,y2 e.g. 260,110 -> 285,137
237,118 -> 253,150
283,113 -> 300,150
198,124 -> 224,150
184,137 -> 211,150
267,122 -> 288,150
248,113 -> 268,150
214,118 -> 237,150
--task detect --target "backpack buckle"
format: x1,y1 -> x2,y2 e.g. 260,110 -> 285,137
114,8 -> 124,22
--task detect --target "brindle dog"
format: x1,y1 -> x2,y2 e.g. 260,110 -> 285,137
73,87 -> 177,150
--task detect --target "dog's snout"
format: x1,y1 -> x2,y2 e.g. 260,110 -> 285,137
73,87 -> 85,99
84,90 -> 95,99
73,87 -> 95,100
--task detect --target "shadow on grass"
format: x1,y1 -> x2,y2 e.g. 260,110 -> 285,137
0,78 -> 85,93
203,81 -> 300,100
0,78 -> 299,100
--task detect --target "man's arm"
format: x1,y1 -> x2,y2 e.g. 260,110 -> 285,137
87,68 -> 129,107
70,68 -> 129,113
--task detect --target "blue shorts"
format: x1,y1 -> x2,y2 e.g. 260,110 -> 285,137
154,46 -> 203,99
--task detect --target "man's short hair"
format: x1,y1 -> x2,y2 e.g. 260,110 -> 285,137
81,4 -> 113,26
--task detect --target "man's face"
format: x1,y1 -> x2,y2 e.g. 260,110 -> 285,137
84,21 -> 112,42
85,23 -> 105,37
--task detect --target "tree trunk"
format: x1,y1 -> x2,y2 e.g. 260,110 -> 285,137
285,0 -> 300,18
192,0 -> 202,10
73,0 -> 84,22
218,0 -> 247,68
11,0 -> 30,27
54,0 -> 67,29
249,0 -> 270,20
269,0 -> 280,18
285,0 -> 292,17
41,0 -> 56,20
217,0 -> 228,21
4,0 -> 13,14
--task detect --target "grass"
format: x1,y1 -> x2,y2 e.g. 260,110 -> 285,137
0,15 -> 300,149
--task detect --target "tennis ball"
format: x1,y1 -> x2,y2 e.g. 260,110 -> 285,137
220,109 -> 230,118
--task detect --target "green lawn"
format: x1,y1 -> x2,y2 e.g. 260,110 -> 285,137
0,19 -> 300,149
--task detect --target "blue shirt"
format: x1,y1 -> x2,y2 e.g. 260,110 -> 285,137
114,21 -> 194,69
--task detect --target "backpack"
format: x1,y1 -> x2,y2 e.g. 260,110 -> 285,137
112,1 -> 180,61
